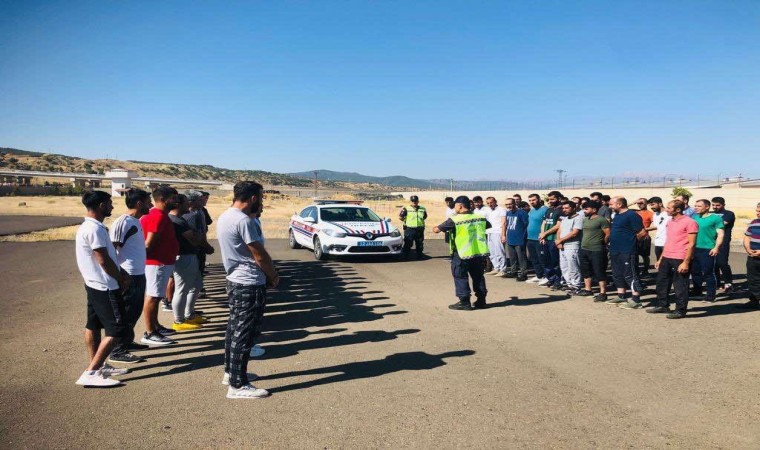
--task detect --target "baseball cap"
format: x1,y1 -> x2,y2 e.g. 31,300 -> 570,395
410,195 -> 419,202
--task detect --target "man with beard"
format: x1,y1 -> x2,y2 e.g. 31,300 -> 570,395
538,191 -> 563,288
605,197 -> 646,309
217,181 -> 279,399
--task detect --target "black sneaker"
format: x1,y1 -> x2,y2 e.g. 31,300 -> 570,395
472,299 -> 487,309
108,352 -> 144,364
140,331 -> 176,346
156,324 -> 177,336
575,289 -> 593,297
666,310 -> 687,319
549,284 -> 564,291
448,301 -> 473,311
503,272 -> 517,279
516,274 -> 528,282
161,298 -> 172,312
593,293 -> 608,302
128,342 -> 150,351
704,296 -> 717,303
645,306 -> 670,314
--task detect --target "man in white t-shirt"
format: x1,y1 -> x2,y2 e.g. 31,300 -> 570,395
217,181 -> 279,399
484,197 -> 507,274
108,188 -> 152,364
74,191 -> 130,387
647,197 -> 671,260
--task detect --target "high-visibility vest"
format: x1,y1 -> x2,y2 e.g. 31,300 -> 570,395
450,213 -> 489,258
404,206 -> 426,228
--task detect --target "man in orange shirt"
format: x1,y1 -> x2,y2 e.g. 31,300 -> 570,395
635,198 -> 654,278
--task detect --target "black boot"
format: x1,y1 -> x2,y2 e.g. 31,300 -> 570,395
449,298 -> 472,311
472,297 -> 487,309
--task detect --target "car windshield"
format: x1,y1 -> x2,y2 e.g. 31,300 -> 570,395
320,207 -> 382,222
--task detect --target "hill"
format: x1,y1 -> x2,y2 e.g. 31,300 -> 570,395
0,147 -> 331,188
292,170 -> 522,190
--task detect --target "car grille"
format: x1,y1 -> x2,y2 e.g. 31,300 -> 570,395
347,246 -> 391,253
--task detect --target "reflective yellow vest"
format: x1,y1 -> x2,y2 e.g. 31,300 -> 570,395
404,206 -> 426,228
449,213 -> 489,259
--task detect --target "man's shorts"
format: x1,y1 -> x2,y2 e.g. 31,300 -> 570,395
85,285 -> 127,338
579,249 -> 606,280
145,264 -> 174,298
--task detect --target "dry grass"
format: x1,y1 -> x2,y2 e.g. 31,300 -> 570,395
0,195 -> 442,242
2,192 -> 755,243
0,225 -> 80,242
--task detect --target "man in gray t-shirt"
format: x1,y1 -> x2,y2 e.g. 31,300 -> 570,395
215,181 -> 279,399
555,201 -> 584,291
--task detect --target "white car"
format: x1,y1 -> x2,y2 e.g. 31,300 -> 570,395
289,200 -> 404,260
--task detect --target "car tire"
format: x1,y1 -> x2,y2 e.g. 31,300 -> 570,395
288,229 -> 302,249
313,237 -> 326,260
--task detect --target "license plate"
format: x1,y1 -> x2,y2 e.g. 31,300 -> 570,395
357,241 -> 383,247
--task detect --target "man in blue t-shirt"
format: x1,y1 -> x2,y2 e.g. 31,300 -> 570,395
503,198 -> 530,280
605,197 -> 646,309
526,194 -> 548,283
711,196 -> 735,292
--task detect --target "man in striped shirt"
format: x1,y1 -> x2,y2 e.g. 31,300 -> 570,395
739,202 -> 760,309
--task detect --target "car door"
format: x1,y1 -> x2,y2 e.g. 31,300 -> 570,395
293,206 -> 316,248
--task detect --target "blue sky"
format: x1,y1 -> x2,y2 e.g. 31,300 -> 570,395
1,1 -> 759,180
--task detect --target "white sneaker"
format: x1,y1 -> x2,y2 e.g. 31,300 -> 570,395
100,363 -> 130,377
486,269 -> 500,275
222,372 -> 259,385
75,369 -> 122,387
491,270 -> 504,276
226,384 -> 270,399
537,278 -> 551,286
526,276 -> 541,283
249,344 -> 266,358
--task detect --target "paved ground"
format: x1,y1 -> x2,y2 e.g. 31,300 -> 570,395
0,240 -> 758,449
0,215 -> 81,236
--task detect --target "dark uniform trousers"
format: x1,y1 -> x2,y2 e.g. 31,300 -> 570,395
747,256 -> 760,301
714,240 -> 733,286
655,257 -> 690,312
451,252 -> 487,301
403,227 -> 425,257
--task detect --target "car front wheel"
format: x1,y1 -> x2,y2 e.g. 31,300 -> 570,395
289,229 -> 302,249
313,237 -> 326,260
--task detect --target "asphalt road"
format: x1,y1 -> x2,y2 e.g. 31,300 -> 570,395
0,215 -> 81,236
0,239 -> 758,449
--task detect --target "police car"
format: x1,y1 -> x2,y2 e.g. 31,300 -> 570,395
289,200 -> 403,260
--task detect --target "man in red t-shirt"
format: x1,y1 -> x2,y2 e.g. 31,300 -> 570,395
139,186 -> 180,346
648,200 -> 697,319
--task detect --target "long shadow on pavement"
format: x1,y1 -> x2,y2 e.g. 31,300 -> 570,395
122,258 -> 413,383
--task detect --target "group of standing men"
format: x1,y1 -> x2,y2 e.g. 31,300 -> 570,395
419,191 -> 760,318
73,182 -> 277,399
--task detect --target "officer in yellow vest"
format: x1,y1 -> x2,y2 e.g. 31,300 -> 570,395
433,196 -> 491,310
399,195 -> 427,259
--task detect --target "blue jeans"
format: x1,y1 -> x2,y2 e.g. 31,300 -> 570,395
541,240 -> 561,284
691,248 -> 717,297
526,239 -> 545,277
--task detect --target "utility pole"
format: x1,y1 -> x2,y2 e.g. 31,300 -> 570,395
313,170 -> 319,198
555,169 -> 566,189
450,179 -> 454,192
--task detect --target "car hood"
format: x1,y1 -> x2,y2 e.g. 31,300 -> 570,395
324,220 -> 396,235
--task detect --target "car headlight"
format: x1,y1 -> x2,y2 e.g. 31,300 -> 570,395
390,229 -> 401,237
323,229 -> 346,238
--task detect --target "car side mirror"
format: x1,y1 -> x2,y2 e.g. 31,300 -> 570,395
303,217 -> 316,224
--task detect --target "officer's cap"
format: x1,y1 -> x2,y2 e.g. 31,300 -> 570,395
410,195 -> 419,202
